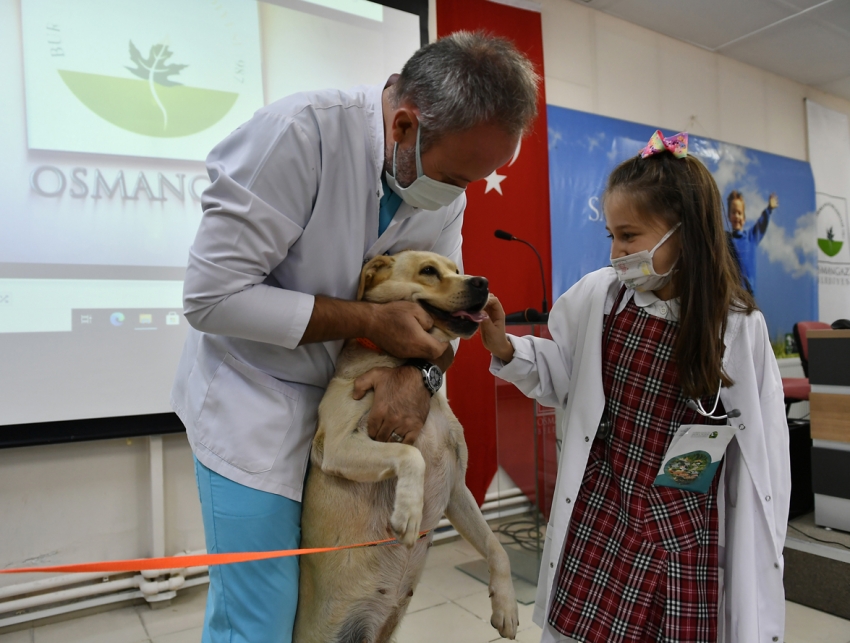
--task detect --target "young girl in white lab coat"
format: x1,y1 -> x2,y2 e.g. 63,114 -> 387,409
481,132 -> 790,643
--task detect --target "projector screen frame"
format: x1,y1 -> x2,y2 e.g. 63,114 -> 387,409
0,414 -> 186,450
382,0 -> 429,47
2,0 -> 429,449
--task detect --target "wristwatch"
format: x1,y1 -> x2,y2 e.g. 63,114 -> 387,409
405,359 -> 443,396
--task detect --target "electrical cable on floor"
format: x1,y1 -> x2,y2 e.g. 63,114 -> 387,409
496,518 -> 545,553
788,523 -> 850,550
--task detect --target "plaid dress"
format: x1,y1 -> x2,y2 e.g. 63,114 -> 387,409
548,297 -> 724,643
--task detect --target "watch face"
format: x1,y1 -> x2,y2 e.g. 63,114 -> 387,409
426,367 -> 442,391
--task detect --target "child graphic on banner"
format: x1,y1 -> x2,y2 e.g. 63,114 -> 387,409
726,189 -> 779,295
480,130 -> 790,643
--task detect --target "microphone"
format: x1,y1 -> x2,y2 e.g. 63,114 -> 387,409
494,229 -> 549,322
504,308 -> 544,323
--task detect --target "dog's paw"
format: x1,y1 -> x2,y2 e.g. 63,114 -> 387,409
390,451 -> 425,547
489,591 -> 519,639
390,498 -> 423,547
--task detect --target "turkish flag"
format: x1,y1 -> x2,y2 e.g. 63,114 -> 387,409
438,1 -> 552,504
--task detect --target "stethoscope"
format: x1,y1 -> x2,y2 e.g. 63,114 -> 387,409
686,382 -> 741,420
596,288 -> 741,440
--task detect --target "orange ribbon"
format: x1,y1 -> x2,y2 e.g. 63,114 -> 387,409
0,532 -> 429,574
355,337 -> 382,353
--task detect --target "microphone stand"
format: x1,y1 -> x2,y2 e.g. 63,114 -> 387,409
494,229 -> 549,324
515,237 -> 548,315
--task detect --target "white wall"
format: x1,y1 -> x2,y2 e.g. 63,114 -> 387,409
0,434 -> 202,591
537,0 -> 850,163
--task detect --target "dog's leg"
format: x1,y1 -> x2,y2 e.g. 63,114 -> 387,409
321,412 -> 426,547
445,484 -> 519,640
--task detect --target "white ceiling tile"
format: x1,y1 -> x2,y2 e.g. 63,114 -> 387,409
720,15 -> 850,86
807,0 -> 850,32
566,0 -> 850,104
776,0 -> 838,8
572,0 -> 798,49
767,0 -> 839,17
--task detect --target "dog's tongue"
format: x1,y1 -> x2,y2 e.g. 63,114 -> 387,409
452,309 -> 489,323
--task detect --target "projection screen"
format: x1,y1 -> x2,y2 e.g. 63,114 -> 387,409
0,0 -> 425,438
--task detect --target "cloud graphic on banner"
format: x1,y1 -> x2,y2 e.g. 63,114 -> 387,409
701,142 -> 753,198
761,211 -> 818,278
608,136 -> 644,164
587,133 -> 604,152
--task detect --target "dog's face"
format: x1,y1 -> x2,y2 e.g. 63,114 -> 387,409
357,251 -> 489,339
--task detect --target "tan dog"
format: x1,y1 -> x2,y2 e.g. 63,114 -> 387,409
294,251 -> 519,643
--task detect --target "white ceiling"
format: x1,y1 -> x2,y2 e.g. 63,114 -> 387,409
572,0 -> 850,101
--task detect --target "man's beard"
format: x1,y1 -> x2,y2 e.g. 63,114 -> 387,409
383,143 -> 417,188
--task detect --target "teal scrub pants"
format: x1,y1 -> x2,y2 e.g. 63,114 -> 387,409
194,458 -> 302,643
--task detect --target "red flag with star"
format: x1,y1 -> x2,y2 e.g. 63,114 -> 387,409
438,1 -> 552,505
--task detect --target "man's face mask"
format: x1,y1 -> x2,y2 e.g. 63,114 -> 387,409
385,125 -> 465,211
610,222 -> 681,292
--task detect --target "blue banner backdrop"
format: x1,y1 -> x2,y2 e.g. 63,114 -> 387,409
547,106 -> 818,348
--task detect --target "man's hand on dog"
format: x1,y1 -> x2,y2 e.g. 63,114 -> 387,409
353,365 -> 430,444
367,301 -> 445,360
299,298 -> 443,360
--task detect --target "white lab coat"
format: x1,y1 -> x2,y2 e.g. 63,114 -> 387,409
171,83 -> 464,500
491,268 -> 790,643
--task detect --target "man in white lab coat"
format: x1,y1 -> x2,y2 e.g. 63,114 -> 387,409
171,32 -> 540,643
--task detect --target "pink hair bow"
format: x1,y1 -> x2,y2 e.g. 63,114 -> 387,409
640,130 -> 688,159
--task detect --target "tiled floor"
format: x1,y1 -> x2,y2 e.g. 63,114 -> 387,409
1,537 -> 850,643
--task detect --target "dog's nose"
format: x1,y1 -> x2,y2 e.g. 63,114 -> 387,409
468,276 -> 489,291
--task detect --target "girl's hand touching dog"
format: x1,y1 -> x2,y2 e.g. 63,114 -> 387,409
480,294 -> 514,363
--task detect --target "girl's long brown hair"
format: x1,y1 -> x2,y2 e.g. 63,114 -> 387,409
605,151 -> 756,399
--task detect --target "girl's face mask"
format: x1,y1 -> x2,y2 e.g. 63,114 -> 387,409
610,222 -> 681,292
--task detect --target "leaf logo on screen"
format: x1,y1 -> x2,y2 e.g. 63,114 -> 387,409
817,201 -> 846,258
56,41 -> 238,138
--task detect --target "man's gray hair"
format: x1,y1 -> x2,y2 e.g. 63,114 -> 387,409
392,31 -> 540,148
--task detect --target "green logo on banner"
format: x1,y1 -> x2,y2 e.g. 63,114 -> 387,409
818,226 -> 843,258
817,201 -> 847,259
58,41 -> 237,138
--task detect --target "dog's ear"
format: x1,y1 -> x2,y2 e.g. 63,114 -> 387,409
356,255 -> 395,301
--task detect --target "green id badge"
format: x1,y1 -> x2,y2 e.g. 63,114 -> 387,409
653,425 -> 738,494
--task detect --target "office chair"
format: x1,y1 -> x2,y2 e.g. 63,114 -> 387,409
783,322 -> 832,518
782,321 -> 831,413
